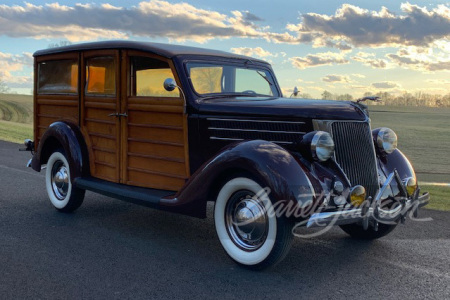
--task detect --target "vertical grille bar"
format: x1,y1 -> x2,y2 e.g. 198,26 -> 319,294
331,122 -> 379,198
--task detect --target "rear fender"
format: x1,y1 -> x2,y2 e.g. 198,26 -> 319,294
31,121 -> 90,181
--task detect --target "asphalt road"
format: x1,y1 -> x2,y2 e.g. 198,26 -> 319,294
1,140 -> 449,299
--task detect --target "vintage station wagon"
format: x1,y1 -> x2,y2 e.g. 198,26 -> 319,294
24,41 -> 429,269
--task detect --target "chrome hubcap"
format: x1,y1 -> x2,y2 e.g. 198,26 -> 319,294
51,160 -> 69,200
225,190 -> 269,251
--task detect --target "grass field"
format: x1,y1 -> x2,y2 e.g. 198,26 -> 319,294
0,119 -> 32,143
0,94 -> 33,143
421,185 -> 450,211
369,105 -> 450,183
0,94 -> 448,210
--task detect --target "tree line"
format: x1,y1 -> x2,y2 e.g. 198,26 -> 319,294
296,90 -> 450,107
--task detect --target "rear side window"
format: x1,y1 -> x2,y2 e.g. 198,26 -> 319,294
38,59 -> 78,94
85,56 -> 116,95
130,56 -> 179,97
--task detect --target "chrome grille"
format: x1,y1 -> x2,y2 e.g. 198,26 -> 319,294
331,121 -> 379,198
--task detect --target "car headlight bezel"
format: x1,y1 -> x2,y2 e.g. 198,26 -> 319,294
301,131 -> 335,162
376,127 -> 398,155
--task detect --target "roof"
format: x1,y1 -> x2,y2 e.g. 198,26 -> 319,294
33,40 -> 267,63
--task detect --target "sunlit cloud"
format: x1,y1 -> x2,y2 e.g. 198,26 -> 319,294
352,52 -> 389,69
288,3 -> 450,48
386,47 -> 450,71
0,1 -> 300,43
230,47 -> 274,58
371,81 -> 400,89
290,52 -> 349,69
322,74 -> 350,83
0,52 -> 33,87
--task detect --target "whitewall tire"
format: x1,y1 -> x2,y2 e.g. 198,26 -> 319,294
45,151 -> 85,212
214,177 -> 293,269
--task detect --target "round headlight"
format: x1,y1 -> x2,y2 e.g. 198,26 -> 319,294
311,131 -> 335,161
377,127 -> 397,154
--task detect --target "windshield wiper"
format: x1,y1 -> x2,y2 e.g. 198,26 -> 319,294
256,71 -> 273,86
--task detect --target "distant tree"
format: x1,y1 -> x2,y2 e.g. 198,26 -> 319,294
321,90 -> 333,100
298,93 -> 313,99
0,79 -> 10,94
336,93 -> 353,101
48,41 -> 73,48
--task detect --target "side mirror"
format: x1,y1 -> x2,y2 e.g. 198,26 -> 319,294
163,78 -> 177,92
290,86 -> 299,98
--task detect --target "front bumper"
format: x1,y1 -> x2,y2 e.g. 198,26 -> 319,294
307,171 -> 430,229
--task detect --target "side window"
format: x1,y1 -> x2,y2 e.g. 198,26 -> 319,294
85,56 -> 116,95
38,59 -> 78,94
130,56 -> 179,97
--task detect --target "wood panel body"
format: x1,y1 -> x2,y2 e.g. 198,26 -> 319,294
34,49 -> 190,191
81,50 -> 121,182
34,53 -> 79,150
121,50 -> 189,190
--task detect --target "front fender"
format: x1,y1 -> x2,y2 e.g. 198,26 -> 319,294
161,140 -> 314,218
378,149 -> 416,180
31,121 -> 90,181
377,149 -> 417,196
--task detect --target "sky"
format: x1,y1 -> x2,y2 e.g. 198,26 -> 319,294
0,0 -> 449,97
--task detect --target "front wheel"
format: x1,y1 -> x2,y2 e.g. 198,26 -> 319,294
214,177 -> 293,270
45,151 -> 85,213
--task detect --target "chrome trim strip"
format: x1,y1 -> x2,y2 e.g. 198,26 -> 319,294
208,127 -> 306,134
209,136 -> 293,144
208,118 -> 305,125
210,137 -> 244,141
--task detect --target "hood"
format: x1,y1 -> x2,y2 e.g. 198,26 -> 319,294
197,97 -> 367,121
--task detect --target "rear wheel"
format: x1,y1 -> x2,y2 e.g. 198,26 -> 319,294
45,151 -> 85,212
214,177 -> 293,270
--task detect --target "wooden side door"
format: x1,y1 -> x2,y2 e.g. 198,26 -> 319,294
120,50 -> 189,191
81,50 -> 121,182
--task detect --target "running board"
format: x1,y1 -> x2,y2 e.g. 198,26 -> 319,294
74,177 -> 175,209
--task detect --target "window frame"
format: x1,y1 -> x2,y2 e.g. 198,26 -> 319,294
129,55 -> 180,98
36,53 -> 80,96
184,60 -> 281,98
125,50 -> 183,104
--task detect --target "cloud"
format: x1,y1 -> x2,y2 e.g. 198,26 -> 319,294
289,3 -> 450,48
352,52 -> 389,68
322,74 -> 350,83
0,52 -> 33,88
351,73 -> 366,78
231,47 -> 274,58
243,11 -> 264,22
0,1 -> 447,51
0,1 -> 300,43
426,79 -> 450,85
290,52 -> 349,69
386,47 -> 450,71
371,81 -> 399,89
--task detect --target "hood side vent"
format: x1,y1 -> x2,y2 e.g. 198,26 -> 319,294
207,118 -> 307,145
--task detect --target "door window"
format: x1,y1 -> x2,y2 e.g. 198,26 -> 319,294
130,56 -> 179,97
85,56 -> 116,95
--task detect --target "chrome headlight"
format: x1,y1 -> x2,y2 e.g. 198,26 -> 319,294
377,127 -> 397,154
311,131 -> 335,161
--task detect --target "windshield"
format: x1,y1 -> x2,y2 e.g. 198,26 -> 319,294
186,62 -> 279,97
